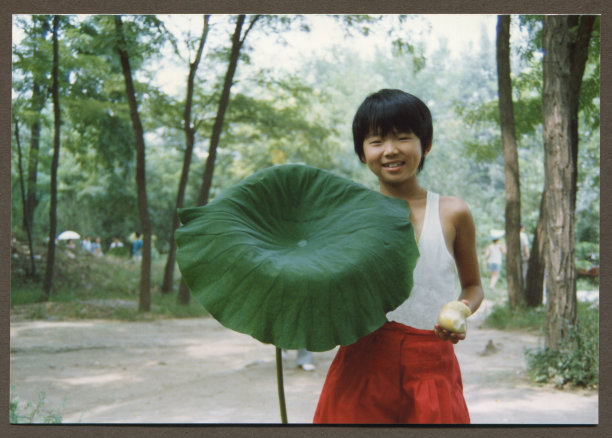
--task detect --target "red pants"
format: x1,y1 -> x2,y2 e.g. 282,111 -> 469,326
313,321 -> 470,424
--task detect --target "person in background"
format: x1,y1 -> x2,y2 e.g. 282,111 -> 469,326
81,236 -> 92,253
92,237 -> 103,257
132,232 -> 143,260
282,349 -> 316,371
484,237 -> 506,290
109,236 -> 124,250
297,349 -> 315,371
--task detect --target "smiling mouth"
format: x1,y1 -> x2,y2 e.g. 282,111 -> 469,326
382,162 -> 405,168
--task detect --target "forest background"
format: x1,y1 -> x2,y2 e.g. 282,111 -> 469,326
10,14 -> 600,359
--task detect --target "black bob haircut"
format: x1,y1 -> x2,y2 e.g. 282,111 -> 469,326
352,89 -> 433,171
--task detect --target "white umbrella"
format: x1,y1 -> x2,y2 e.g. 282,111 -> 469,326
57,230 -> 81,240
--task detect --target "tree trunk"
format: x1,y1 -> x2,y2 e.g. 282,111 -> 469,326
525,192 -> 546,307
496,15 -> 524,310
541,15 -> 593,350
115,15 -> 152,312
567,16 -> 596,211
23,17 -> 51,234
196,15 -> 248,206
178,14 -> 260,303
42,16 -> 61,299
162,15 -> 210,297
14,118 -> 37,277
23,82 -> 44,233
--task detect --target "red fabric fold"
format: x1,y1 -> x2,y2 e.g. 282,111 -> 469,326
313,321 -> 470,424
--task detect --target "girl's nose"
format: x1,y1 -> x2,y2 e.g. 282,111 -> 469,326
382,138 -> 398,155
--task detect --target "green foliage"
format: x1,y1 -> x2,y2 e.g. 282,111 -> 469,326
526,302 -> 598,388
222,74 -> 340,181
107,245 -> 130,258
10,387 -> 63,424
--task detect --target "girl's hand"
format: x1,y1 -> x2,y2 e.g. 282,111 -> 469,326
434,324 -> 466,344
435,299 -> 471,343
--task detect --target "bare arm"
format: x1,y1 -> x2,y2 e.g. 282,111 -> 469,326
435,197 -> 484,343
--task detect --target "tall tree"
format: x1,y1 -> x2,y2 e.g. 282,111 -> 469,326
496,15 -> 524,309
13,116 -> 37,277
115,15 -> 153,312
42,15 -> 61,298
177,14 -> 261,304
541,15 -> 595,349
14,16 -> 52,236
523,15 -> 598,309
196,14 -> 260,206
161,15 -> 210,295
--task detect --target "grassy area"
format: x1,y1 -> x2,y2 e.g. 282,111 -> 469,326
482,302 -> 547,332
11,245 -> 209,321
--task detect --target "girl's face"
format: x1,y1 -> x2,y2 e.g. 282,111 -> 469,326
361,129 -> 429,185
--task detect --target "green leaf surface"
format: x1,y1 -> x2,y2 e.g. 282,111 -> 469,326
175,164 -> 418,351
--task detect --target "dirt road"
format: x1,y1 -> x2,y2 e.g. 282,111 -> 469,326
9,300 -> 598,424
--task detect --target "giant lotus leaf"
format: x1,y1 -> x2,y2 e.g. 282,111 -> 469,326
175,164 -> 419,352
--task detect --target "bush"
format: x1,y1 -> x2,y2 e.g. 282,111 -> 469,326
525,302 -> 598,389
106,245 -> 131,258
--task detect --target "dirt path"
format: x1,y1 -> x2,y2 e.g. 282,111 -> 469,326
10,300 -> 597,424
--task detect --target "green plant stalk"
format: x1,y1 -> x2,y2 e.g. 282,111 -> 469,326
275,347 -> 288,424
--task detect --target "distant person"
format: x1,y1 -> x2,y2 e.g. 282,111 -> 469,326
282,349 -> 316,371
484,237 -> 506,289
109,236 -> 124,249
92,237 -> 103,257
297,349 -> 315,371
81,236 -> 92,253
66,239 -> 76,250
520,224 -> 530,282
132,232 -> 143,260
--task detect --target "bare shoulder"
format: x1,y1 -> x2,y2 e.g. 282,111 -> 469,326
438,196 -> 475,255
439,195 -> 473,223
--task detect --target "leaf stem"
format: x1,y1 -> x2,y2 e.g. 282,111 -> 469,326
275,347 -> 288,424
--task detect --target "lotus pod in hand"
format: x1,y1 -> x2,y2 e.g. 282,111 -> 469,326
437,301 -> 471,333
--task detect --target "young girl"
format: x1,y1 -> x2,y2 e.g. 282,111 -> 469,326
313,89 -> 484,424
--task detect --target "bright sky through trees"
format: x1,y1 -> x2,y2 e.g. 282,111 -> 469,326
155,14 -> 498,97
11,14 -> 499,100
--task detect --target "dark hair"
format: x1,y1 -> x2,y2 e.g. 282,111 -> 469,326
352,89 -> 433,171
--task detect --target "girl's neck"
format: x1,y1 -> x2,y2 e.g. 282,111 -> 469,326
379,178 -> 427,202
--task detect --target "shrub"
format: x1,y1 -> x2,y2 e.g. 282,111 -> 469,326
525,302 -> 599,389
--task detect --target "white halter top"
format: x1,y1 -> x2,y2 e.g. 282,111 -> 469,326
386,191 -> 458,330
